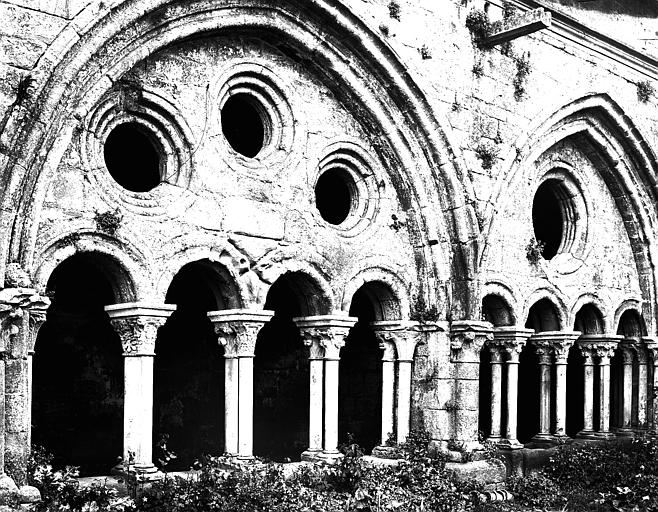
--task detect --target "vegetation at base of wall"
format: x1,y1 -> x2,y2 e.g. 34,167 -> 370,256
94,208 -> 123,236
637,80 -> 655,103
388,1 -> 401,21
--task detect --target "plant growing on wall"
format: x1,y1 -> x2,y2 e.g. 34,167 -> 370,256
94,209 -> 123,236
410,294 -> 439,323
526,237 -> 545,264
472,60 -> 484,78
513,51 -> 532,101
379,23 -> 390,36
474,141 -> 498,170
637,80 -> 655,103
388,0 -> 401,20
465,9 -> 490,44
420,44 -> 432,59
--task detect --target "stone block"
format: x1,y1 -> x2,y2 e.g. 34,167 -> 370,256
0,35 -> 44,69
223,198 -> 284,240
445,459 -> 506,486
17,485 -> 40,504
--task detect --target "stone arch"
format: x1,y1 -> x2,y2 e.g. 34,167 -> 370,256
1,0 -> 478,320
573,303 -> 605,335
481,94 -> 658,331
261,266 -> 334,317
341,267 -> 409,320
154,243 -> 249,308
482,293 -> 516,327
616,307 -> 647,338
614,300 -> 646,337
33,233 -> 145,303
570,294 -> 611,333
32,250 -> 126,474
522,290 -> 567,331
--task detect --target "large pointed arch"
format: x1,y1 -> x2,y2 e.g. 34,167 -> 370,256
479,94 -> 658,331
0,0 -> 480,319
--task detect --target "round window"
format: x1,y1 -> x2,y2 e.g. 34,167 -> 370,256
221,94 -> 270,158
315,168 -> 357,225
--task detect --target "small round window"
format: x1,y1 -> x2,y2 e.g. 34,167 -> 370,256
221,94 -> 270,158
315,169 -> 357,225
532,179 -> 577,260
103,123 -> 161,192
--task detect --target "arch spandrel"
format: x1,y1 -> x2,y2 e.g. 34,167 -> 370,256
1,0 -> 479,321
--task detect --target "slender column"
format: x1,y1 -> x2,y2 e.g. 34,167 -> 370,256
618,344 -> 635,435
209,309 -> 274,460
295,315 -> 357,459
552,334 -> 580,438
493,327 -> 533,449
596,343 -> 617,436
488,345 -> 503,442
576,342 -> 596,437
450,321 -> 493,451
378,339 -> 396,445
645,339 -> 658,433
530,337 -> 553,441
25,307 -> 47,454
635,343 -> 649,431
106,303 -> 175,476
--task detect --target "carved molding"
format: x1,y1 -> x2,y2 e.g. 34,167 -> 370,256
110,317 -> 167,356
0,288 -> 50,356
298,325 -> 351,360
449,320 -> 493,363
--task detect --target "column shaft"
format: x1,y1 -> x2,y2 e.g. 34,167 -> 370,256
622,360 -> 633,430
381,360 -> 395,444
554,362 -> 567,436
309,358 -> 324,452
324,359 -> 340,453
238,356 -> 254,458
638,359 -> 648,429
124,356 -> 154,467
599,361 -> 611,433
224,357 -> 239,455
583,361 -> 594,433
505,360 -> 520,443
397,360 -> 412,444
489,357 -> 503,440
538,362 -> 551,436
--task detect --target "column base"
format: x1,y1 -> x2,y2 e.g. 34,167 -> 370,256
497,438 -> 524,450
112,463 -> 164,482
530,433 -> 555,446
575,430 -> 599,440
301,450 -> 324,462
316,451 -> 344,464
485,436 -> 503,444
593,431 -> 616,440
615,428 -> 635,438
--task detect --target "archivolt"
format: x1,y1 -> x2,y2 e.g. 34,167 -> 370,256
0,0 -> 479,319
480,94 -> 658,332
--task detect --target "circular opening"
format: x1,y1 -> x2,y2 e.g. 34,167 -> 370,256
315,169 -> 355,225
532,179 -> 572,260
221,94 -> 267,158
103,123 -> 161,192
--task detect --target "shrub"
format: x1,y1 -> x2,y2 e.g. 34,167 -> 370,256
388,0 -> 401,20
637,80 -> 655,103
512,52 -> 531,101
465,10 -> 490,43
95,208 -> 123,235
474,141 -> 499,170
506,472 -> 565,509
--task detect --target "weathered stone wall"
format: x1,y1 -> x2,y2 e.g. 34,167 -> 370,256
0,0 -> 657,466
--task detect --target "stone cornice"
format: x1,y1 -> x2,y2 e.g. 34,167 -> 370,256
104,302 -> 176,320
294,315 -> 358,360
511,0 -> 658,80
208,309 -> 275,357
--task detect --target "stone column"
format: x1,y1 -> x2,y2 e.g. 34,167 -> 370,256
530,336 -> 553,442
645,339 -> 658,433
106,303 -> 175,476
577,344 -> 596,437
0,288 -> 49,487
372,321 -> 427,445
295,315 -> 357,460
492,327 -> 533,449
635,342 -> 649,431
487,345 -> 503,443
378,337 -> 396,445
595,341 -> 618,437
209,309 -> 274,460
551,333 -> 580,438
618,343 -> 635,435
25,307 -> 47,453
450,320 -> 493,451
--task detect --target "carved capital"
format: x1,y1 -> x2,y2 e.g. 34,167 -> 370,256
643,337 -> 658,366
449,320 -> 493,363
208,310 -> 274,358
105,303 -> 175,356
492,326 -> 533,363
27,306 -> 48,354
294,315 -> 357,360
578,335 -> 621,365
0,288 -> 50,355
532,331 -> 580,364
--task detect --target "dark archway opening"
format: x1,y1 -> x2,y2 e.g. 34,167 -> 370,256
104,122 -> 161,192
32,253 -> 124,476
338,286 -> 383,453
254,272 -> 328,461
566,345 -> 584,437
315,169 -> 354,225
154,261 -> 228,470
532,180 -> 564,260
482,294 -> 514,327
221,94 -> 266,158
525,299 -> 561,332
574,304 -> 605,335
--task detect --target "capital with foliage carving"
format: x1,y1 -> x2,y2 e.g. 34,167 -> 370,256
294,315 -> 357,361
27,306 -> 48,354
491,326 -> 533,363
371,320 -> 436,362
208,309 -> 274,358
0,288 -> 50,356
449,320 -> 493,363
643,337 -> 658,366
578,335 -> 621,365
531,331 -> 580,364
105,303 -> 175,356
